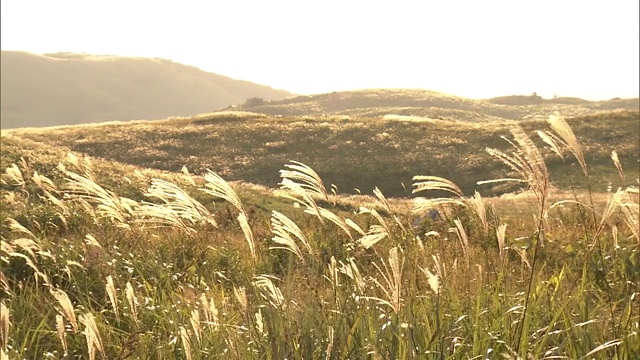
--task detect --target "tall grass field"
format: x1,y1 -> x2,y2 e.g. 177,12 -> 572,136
1,114 -> 638,359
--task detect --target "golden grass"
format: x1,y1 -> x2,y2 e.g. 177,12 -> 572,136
1,114 -> 638,358
611,150 -> 625,184
201,171 -> 247,214
55,314 -> 67,357
367,246 -> 404,314
453,219 -> 470,267
412,176 -> 466,215
125,282 -> 139,326
338,257 -> 366,295
497,223 -> 508,263
50,288 -> 78,332
190,309 -> 201,344
0,302 -> 9,359
420,266 -> 440,295
270,210 -> 311,261
1,164 -> 25,187
486,127 -> 550,211
179,326 -> 192,360
139,178 -> 215,235
357,224 -> 389,249
314,207 -> 355,239
233,286 -> 248,313
468,191 -> 488,236
79,312 -> 103,360
547,114 -> 587,175
201,170 -> 256,261
64,171 -> 135,228
237,212 -> 256,261
279,161 -> 329,200
199,293 -> 219,327
253,275 -> 286,310
254,309 -> 265,337
105,275 -> 119,319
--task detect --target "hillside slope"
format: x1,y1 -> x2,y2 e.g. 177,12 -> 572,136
235,88 -> 639,122
6,110 -> 638,198
0,51 -> 292,128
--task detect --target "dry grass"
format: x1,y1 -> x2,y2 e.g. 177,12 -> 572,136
1,116 -> 638,359
105,275 -> 118,319
270,210 -> 311,261
79,312 -> 104,360
6,110 -> 637,200
0,302 -> 9,359
367,246 -> 404,314
125,282 -> 139,326
50,288 -> 78,332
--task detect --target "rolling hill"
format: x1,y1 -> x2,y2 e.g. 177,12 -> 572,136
0,51 -> 292,128
5,110 -> 638,198
233,88 -> 639,122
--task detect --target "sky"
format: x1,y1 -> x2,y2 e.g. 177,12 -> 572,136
2,0 -> 639,100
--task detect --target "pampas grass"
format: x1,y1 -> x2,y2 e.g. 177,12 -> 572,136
620,194 -> 639,242
270,210 -> 312,261
278,178 -> 324,222
367,246 -> 404,313
483,127 -> 550,211
421,266 -> 440,295
357,224 -> 389,249
468,191 -> 489,236
65,171 -> 135,228
453,218 -> 470,268
253,275 -> 286,310
611,150 -> 626,184
0,302 -> 9,359
84,234 -> 102,249
105,275 -> 119,319
412,175 -> 464,197
338,257 -> 366,295
255,308 -> 266,334
125,282 -> 139,326
279,161 -> 329,201
233,286 -> 248,313
200,293 -> 219,327
201,170 -> 246,214
412,176 -> 466,215
497,223 -> 508,263
50,288 -> 78,332
277,161 -> 335,225
201,170 -> 256,261
55,314 -> 67,357
144,178 -> 215,227
179,326 -> 193,360
373,186 -> 406,231
547,114 -> 587,176
80,312 -> 104,360
237,212 -> 256,261
482,126 -> 553,354
190,309 -> 201,344
1,164 -> 25,188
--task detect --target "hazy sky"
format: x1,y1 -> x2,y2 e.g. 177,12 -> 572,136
2,0 -> 638,100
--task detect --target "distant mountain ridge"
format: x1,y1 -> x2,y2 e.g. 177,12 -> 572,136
2,51 -> 638,128
0,51 -> 292,128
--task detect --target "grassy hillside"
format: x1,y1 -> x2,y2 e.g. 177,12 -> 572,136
233,88 -> 639,122
1,115 -> 639,358
0,51 -> 292,128
7,110 -> 639,198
